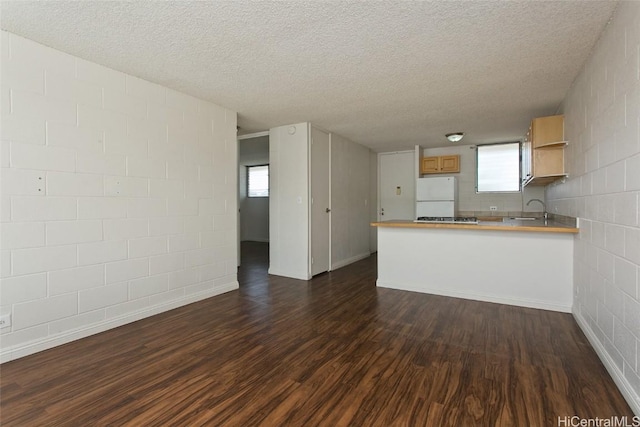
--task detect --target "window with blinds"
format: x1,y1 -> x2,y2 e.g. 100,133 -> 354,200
476,142 -> 521,193
247,165 -> 269,197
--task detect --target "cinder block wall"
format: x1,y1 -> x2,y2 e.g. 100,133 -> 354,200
548,1 -> 640,412
0,32 -> 238,362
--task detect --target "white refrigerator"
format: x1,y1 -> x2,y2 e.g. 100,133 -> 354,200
416,177 -> 458,217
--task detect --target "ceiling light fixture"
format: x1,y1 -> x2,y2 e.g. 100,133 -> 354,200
446,132 -> 464,142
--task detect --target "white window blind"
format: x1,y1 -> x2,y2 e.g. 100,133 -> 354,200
248,165 -> 269,197
476,143 -> 520,192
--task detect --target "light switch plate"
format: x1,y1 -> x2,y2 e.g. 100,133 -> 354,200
0,313 -> 11,328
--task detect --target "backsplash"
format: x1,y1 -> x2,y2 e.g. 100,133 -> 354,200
458,210 -> 543,218
458,211 -> 578,227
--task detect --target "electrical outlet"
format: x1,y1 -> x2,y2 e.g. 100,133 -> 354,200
490,206 -> 498,211
0,314 -> 11,328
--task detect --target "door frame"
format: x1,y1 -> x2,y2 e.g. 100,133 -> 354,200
237,131 -> 270,267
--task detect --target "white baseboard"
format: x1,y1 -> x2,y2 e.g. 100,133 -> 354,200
573,310 -> 640,415
376,280 -> 572,313
331,252 -> 371,271
0,282 -> 239,364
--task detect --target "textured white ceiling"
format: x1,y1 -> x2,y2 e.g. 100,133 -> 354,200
0,1 -> 617,151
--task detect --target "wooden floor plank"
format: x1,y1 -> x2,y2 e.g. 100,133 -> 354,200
0,241 -> 634,425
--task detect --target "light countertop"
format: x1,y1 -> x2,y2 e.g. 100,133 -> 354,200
371,219 -> 579,234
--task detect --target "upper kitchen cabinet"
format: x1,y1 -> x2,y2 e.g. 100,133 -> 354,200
421,155 -> 460,174
522,114 -> 567,187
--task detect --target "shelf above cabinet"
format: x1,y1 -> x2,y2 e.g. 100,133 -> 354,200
535,141 -> 568,149
523,173 -> 568,187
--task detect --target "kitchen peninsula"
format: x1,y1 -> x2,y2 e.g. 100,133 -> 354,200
372,218 -> 579,312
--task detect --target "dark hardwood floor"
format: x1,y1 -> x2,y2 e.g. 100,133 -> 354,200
0,241 -> 633,426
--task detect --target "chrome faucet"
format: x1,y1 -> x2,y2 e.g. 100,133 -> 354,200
527,199 -> 548,221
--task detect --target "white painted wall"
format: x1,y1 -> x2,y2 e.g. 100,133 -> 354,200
330,133 -> 370,270
421,145 -> 545,214
547,1 -> 640,413
0,32 -> 238,362
239,136 -> 269,242
268,123 -> 310,280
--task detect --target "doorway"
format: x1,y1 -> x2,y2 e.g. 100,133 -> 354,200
238,132 -> 270,268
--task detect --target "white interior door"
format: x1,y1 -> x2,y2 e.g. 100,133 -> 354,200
237,140 -> 241,267
379,151 -> 416,220
310,127 -> 330,276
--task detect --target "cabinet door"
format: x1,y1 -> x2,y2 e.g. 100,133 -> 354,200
440,155 -> 460,173
421,157 -> 440,173
532,115 -> 564,147
533,148 -> 565,177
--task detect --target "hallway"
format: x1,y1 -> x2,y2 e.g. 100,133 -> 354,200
238,241 -> 270,288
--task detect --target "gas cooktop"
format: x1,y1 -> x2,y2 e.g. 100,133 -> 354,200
414,216 -> 479,224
